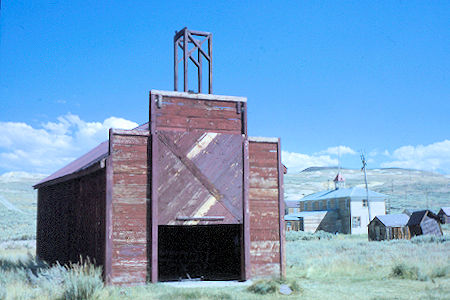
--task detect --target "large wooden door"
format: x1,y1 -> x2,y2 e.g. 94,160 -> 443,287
157,130 -> 244,225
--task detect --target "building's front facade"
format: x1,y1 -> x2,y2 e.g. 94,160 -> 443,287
35,90 -> 286,285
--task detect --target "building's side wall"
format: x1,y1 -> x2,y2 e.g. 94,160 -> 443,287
438,210 -> 449,224
248,140 -> 285,278
390,226 -> 411,240
420,216 -> 443,236
338,198 -> 351,234
368,219 -> 386,241
350,199 -> 385,234
108,131 -> 150,285
317,211 -> 339,233
37,169 -> 106,267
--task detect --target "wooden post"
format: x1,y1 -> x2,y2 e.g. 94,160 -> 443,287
149,93 -> 159,283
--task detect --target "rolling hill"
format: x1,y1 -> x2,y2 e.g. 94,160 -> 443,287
285,167 -> 450,213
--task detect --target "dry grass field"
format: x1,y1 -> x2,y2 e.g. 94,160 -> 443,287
0,171 -> 449,299
1,229 -> 449,300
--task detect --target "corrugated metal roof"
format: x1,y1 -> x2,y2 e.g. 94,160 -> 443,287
301,187 -> 386,201
375,214 -> 409,227
284,211 -> 328,220
35,141 -> 109,187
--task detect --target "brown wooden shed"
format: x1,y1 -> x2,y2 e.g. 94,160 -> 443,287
34,90 -> 285,285
407,210 -> 443,237
368,214 -> 410,241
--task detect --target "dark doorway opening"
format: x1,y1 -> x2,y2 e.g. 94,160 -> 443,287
158,224 -> 241,281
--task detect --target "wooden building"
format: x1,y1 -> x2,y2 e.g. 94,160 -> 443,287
438,207 -> 450,224
407,210 -> 443,237
368,214 -> 410,241
34,90 -> 285,285
289,184 -> 387,234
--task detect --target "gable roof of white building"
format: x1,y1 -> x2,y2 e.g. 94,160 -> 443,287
284,211 -> 329,221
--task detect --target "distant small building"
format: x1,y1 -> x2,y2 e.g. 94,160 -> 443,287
438,207 -> 450,224
368,214 -> 410,241
284,214 -> 303,232
407,210 -> 443,237
284,211 -> 339,233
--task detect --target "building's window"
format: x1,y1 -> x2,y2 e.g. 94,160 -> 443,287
352,216 -> 361,228
286,222 -> 292,231
288,208 -> 294,214
294,208 -> 298,213
327,200 -> 331,210
319,201 -> 323,210
335,199 -> 339,209
300,202 -> 304,211
362,199 -> 368,207
313,201 -> 319,210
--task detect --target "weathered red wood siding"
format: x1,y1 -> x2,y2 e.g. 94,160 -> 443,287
153,95 -> 244,134
37,169 -> 106,268
248,139 -> 285,278
156,131 -> 244,226
108,129 -> 150,285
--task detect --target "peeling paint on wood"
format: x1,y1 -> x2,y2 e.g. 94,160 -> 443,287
248,140 -> 285,279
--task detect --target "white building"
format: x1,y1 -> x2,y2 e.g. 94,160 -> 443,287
285,173 -> 387,234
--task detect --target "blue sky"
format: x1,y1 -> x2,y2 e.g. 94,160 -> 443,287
1,1 -> 449,174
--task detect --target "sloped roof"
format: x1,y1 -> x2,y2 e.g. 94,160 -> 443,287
34,123 -> 152,188
301,187 -> 386,201
34,141 -> 109,188
439,207 -> 450,216
375,214 -> 409,227
406,210 -> 426,226
284,211 -> 329,221
285,200 -> 300,208
34,121 -> 278,188
407,210 -> 440,226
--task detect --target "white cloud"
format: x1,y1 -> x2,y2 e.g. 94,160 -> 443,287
282,150 -> 337,173
0,114 -> 138,174
316,145 -> 357,156
381,140 -> 450,173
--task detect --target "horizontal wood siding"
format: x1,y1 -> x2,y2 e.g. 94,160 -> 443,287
248,140 -> 284,278
154,95 -> 243,134
37,169 -> 106,268
110,132 -> 150,285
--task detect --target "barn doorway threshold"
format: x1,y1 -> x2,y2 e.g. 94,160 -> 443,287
158,224 -> 242,282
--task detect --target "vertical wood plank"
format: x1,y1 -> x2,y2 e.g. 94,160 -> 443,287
174,39 -> 178,91
183,30 -> 188,92
277,138 -> 286,279
208,34 -> 213,94
242,138 -> 250,280
104,131 -> 114,284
